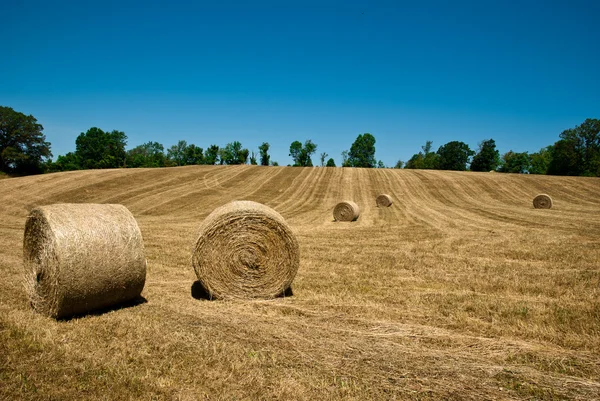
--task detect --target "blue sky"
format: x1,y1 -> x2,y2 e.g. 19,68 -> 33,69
2,0 -> 599,167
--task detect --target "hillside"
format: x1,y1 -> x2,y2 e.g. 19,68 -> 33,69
1,165 -> 599,400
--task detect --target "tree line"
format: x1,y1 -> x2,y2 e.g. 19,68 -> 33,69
1,105 -> 599,177
400,118 -> 600,176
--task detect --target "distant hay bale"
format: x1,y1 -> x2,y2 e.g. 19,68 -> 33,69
533,194 -> 553,209
333,201 -> 360,222
23,204 -> 146,319
376,194 -> 393,207
192,200 -> 299,300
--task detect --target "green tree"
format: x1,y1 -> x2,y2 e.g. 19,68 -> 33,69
529,146 -> 553,175
238,148 -> 250,164
377,160 -> 385,168
250,151 -> 257,165
326,158 -> 336,167
470,139 -> 500,172
499,151 -> 530,173
220,141 -> 249,165
289,140 -> 317,166
405,153 -> 424,169
348,133 -> 376,168
394,160 -> 404,169
167,140 -> 188,166
320,152 -> 328,167
341,150 -> 350,167
49,152 -> 80,172
0,106 -> 52,174
547,118 -> 600,176
405,140 -> 439,169
258,142 -> 270,166
75,127 -> 127,169
127,141 -> 166,168
184,144 -> 204,165
289,141 -> 303,165
204,145 -> 220,165
436,141 -> 474,171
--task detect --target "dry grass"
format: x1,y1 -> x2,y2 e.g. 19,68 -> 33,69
1,165 -> 599,400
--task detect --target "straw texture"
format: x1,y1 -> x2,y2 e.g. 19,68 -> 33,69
333,201 -> 360,222
192,200 -> 299,299
533,194 -> 553,209
376,194 -> 393,207
23,203 -> 146,319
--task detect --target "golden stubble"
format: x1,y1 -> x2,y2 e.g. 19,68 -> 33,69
0,166 -> 599,400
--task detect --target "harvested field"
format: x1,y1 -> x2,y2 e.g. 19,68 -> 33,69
1,165 -> 599,400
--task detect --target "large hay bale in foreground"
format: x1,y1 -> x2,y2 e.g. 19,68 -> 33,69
533,194 -> 553,209
23,204 -> 146,319
376,194 -> 393,207
333,201 -> 360,222
192,201 -> 299,299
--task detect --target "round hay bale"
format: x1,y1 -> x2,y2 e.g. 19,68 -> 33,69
192,200 -> 299,300
376,194 -> 393,207
333,201 -> 360,222
23,204 -> 146,319
533,194 -> 553,209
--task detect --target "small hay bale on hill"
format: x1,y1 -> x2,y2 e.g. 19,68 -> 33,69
333,201 -> 360,222
376,194 -> 393,207
23,203 -> 147,319
533,194 -> 553,209
192,200 -> 299,300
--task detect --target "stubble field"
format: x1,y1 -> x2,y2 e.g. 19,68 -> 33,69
1,165 -> 599,400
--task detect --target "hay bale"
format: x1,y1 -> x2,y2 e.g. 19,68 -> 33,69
23,204 -> 146,319
192,200 -> 299,299
533,194 -> 553,209
333,201 -> 360,222
376,194 -> 393,207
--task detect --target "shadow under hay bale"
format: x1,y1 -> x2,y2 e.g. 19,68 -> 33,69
23,203 -> 147,319
191,200 -> 299,300
533,194 -> 553,209
54,296 -> 148,321
376,194 -> 393,207
191,280 -> 293,300
333,200 -> 360,222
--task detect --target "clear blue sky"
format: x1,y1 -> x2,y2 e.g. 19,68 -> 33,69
2,0 -> 599,167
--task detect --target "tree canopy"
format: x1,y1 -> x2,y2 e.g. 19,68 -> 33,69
470,139 -> 500,172
127,141 -> 166,168
347,133 -> 376,168
219,141 -> 249,165
320,152 -> 328,167
547,118 -> 600,176
289,140 -> 317,167
529,146 -> 552,175
75,127 -> 127,169
0,106 -> 52,174
499,151 -> 530,173
405,141 -> 439,169
258,142 -> 270,166
167,140 -> 188,166
436,141 -> 474,171
204,145 -> 220,165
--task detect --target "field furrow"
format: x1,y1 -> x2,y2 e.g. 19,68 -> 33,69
1,165 -> 599,400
